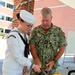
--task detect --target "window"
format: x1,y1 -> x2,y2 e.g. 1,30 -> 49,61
5,29 -> 11,33
0,1 -> 5,7
0,28 -> 4,33
0,14 -> 4,20
6,16 -> 12,22
7,3 -> 13,9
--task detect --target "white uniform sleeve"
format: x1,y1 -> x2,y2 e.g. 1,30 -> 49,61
7,34 -> 31,69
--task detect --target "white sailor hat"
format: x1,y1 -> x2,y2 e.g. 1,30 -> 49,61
20,10 -> 36,24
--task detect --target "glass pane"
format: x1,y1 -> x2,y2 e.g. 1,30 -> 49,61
5,29 -> 11,33
6,16 -> 12,22
0,28 -> 4,33
7,3 -> 13,9
0,1 -> 5,7
0,15 -> 4,20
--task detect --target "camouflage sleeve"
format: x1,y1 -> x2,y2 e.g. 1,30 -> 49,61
58,28 -> 67,48
29,28 -> 36,44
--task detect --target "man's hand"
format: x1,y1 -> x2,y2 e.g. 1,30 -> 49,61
45,61 -> 55,72
23,66 -> 28,75
32,64 -> 41,73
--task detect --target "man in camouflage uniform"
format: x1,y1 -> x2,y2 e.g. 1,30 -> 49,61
29,7 -> 67,75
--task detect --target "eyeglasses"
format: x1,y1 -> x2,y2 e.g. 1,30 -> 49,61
27,24 -> 33,28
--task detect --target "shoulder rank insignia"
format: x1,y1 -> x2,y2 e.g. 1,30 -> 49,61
8,35 -> 16,38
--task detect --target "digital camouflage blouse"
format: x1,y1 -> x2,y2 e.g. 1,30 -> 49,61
29,24 -> 67,75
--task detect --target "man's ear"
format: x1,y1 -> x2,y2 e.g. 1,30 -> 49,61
51,16 -> 53,21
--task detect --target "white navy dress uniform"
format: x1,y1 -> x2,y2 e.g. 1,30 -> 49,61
2,10 -> 36,75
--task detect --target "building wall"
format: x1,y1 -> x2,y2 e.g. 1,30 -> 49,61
0,0 -> 75,38
0,0 -> 13,28
13,0 -> 35,27
34,0 -> 75,38
0,0 -> 35,28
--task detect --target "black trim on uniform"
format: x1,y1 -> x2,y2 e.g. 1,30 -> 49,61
8,35 -> 16,38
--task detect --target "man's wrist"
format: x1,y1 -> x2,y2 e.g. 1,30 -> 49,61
53,59 -> 57,63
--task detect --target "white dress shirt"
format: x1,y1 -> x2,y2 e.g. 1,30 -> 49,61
2,27 -> 32,75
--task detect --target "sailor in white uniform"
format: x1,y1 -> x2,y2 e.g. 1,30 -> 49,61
2,10 -> 41,75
